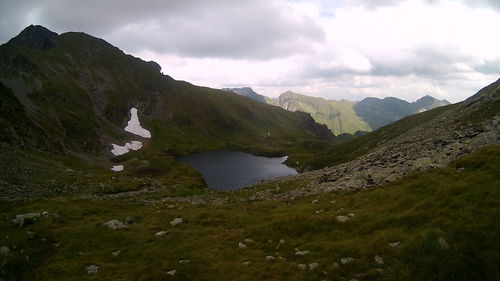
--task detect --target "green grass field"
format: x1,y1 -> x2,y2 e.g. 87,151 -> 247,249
1,145 -> 498,281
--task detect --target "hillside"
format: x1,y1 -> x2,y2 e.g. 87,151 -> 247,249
226,87 -> 449,135
0,25 -> 498,281
0,25 -> 335,193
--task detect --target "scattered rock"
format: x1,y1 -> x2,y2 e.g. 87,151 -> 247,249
341,257 -> 355,264
41,211 -> 49,218
265,256 -> 275,261
297,264 -> 306,270
311,200 -> 319,204
315,209 -> 324,214
242,261 -> 251,266
52,242 -> 60,248
244,239 -> 254,244
309,263 -> 319,270
238,242 -> 247,249
125,217 -> 136,224
166,270 -> 176,276
279,239 -> 286,245
0,246 -> 10,256
111,250 -> 121,257
178,259 -> 190,264
155,231 -> 168,236
438,237 -> 449,249
85,265 -> 98,274
12,213 -> 41,227
104,220 -> 128,230
347,213 -> 356,218
336,216 -> 350,223
389,241 -> 400,247
170,217 -> 183,226
374,255 -> 384,265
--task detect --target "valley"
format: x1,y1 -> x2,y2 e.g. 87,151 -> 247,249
0,25 -> 498,281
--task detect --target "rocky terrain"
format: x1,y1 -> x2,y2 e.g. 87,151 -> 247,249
246,79 -> 500,201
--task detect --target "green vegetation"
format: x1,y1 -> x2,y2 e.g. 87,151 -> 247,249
287,104 -> 455,171
1,146 -> 498,280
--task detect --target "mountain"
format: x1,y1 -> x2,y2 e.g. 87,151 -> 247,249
0,25 -> 334,191
275,91 -> 371,135
222,87 -> 276,105
286,78 -> 499,173
354,95 -> 450,130
224,88 -> 450,135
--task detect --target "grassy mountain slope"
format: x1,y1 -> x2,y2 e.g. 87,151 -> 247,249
287,78 -> 498,172
0,25 -> 334,189
276,91 -> 371,135
1,145 -> 498,281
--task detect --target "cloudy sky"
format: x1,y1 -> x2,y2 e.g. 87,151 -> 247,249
1,0 -> 499,102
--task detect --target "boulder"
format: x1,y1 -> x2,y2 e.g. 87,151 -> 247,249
0,246 -> 10,256
309,263 -> 319,270
336,216 -> 350,223
170,217 -> 183,226
104,220 -> 128,230
85,265 -> 98,274
12,213 -> 41,227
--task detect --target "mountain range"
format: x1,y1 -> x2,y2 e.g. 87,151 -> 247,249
0,25 -> 498,281
224,88 -> 450,135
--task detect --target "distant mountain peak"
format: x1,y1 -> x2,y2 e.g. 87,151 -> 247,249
7,25 -> 59,50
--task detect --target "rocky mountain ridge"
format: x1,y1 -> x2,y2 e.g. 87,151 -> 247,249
225,87 -> 450,135
244,79 -> 499,200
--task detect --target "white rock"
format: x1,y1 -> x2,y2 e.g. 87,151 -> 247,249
155,231 -> 168,236
374,255 -> 384,265
104,220 -> 128,230
85,265 -> 99,274
438,237 -> 449,249
42,211 -> 49,218
166,270 -> 176,276
178,259 -> 190,264
297,264 -> 306,270
311,200 -> 319,204
125,108 -> 151,138
170,217 -> 183,226
389,241 -> 400,247
242,261 -> 251,266
309,263 -> 319,270
0,246 -> 10,256
295,250 -> 312,256
265,256 -> 275,261
238,242 -> 247,249
347,213 -> 356,218
336,216 -> 350,223
12,213 -> 41,227
244,238 -> 254,244
111,165 -> 124,172
111,250 -> 121,257
279,239 -> 286,245
341,257 -> 355,264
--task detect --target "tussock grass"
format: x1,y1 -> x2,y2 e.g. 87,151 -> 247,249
0,146 -> 498,280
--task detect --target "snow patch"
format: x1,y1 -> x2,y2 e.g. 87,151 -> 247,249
111,141 -> 143,156
124,108 -> 151,138
111,165 -> 124,172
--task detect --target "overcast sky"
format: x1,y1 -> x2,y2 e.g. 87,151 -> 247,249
1,0 -> 499,102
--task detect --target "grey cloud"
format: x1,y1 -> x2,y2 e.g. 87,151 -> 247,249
343,0 -> 500,11
1,0 -> 325,60
370,47 -> 476,78
474,59 -> 500,75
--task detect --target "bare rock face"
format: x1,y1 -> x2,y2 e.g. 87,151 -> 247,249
7,25 -> 59,50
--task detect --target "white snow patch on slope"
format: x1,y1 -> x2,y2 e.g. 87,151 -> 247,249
111,165 -> 124,172
125,108 -> 151,138
111,141 -> 143,156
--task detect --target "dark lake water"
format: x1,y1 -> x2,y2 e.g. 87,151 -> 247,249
177,150 -> 298,190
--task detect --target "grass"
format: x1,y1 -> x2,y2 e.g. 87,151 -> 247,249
1,145 -> 498,280
288,104 -> 455,171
